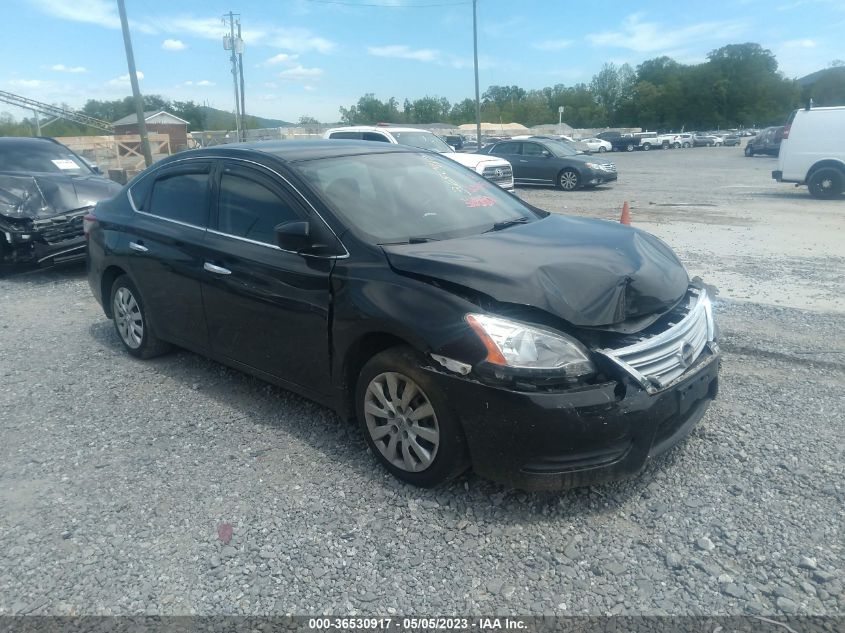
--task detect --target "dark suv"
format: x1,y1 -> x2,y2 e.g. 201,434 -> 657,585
86,140 -> 719,490
745,127 -> 784,157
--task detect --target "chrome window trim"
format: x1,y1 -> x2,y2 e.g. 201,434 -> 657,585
126,153 -> 349,259
135,208 -> 207,232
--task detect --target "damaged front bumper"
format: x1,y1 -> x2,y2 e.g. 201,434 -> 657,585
0,207 -> 90,265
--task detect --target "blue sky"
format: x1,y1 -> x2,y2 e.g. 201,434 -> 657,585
2,0 -> 843,124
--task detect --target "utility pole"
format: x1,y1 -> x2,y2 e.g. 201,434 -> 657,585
224,12 -> 241,142
116,0 -> 152,167
472,0 -> 481,147
32,109 -> 41,136
237,19 -> 246,141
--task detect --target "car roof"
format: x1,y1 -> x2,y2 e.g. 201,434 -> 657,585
170,139 -> 418,163
0,136 -> 68,149
325,125 -> 430,134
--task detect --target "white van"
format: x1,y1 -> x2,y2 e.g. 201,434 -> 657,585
773,106 -> 845,199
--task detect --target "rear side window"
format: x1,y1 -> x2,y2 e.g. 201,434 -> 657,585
218,173 -> 301,245
329,131 -> 362,139
362,132 -> 390,142
147,171 -> 210,227
491,142 -> 521,155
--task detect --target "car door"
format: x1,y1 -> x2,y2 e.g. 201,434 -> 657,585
200,160 -> 334,396
486,142 -> 524,181
519,142 -> 556,185
124,160 -> 211,349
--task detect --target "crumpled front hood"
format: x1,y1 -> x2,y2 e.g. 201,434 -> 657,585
0,172 -> 121,220
382,215 -> 689,327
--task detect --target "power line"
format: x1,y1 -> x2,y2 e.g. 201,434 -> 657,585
301,0 -> 471,7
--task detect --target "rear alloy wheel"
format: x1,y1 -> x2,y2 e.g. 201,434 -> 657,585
110,275 -> 171,359
745,145 -> 754,157
683,142 -> 691,148
356,346 -> 468,486
625,143 -> 635,152
642,143 -> 651,151
558,168 -> 580,191
598,146 -> 607,153
807,168 -> 844,200
673,142 -> 681,149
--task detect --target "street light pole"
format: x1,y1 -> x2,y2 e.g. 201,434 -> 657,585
116,0 -> 152,167
472,0 -> 481,147
224,11 -> 241,142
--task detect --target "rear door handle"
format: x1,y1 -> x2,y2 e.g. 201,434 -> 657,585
204,262 -> 232,275
519,159 -> 528,163
129,241 -> 148,253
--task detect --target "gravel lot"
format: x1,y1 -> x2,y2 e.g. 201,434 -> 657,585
0,148 -> 843,618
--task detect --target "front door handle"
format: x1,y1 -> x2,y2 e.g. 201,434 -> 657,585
129,241 -> 148,253
519,159 -> 528,163
204,262 -> 232,275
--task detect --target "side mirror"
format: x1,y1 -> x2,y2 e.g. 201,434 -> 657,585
275,220 -> 311,252
541,150 -> 552,158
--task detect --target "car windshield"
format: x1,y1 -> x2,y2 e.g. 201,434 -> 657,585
0,143 -> 92,175
390,131 -> 454,153
541,139 -> 581,157
294,152 -> 538,243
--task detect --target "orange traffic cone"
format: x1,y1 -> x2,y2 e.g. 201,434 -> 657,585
620,201 -> 631,225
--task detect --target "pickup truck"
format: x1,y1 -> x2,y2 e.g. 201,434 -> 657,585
637,133 -> 681,151
595,131 -> 641,152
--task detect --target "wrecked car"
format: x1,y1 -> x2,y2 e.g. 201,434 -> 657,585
86,140 -> 720,490
0,137 -> 121,266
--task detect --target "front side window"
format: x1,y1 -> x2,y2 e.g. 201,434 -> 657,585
294,152 -> 539,244
390,131 -> 452,153
217,173 -> 301,245
147,171 -> 210,227
362,132 -> 390,142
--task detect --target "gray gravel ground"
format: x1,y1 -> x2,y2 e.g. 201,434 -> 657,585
0,264 -> 842,617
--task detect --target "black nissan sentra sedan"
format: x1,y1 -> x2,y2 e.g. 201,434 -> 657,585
86,140 -> 720,490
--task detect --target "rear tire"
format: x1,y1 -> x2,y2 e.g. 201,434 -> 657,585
673,142 -> 681,149
109,275 -> 171,359
625,143 -> 635,152
355,346 -> 469,487
662,141 -> 670,149
807,168 -> 844,200
683,142 -> 691,148
598,146 -> 606,153
642,143 -> 651,151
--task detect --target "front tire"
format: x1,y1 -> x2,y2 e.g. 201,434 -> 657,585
356,346 -> 469,487
673,142 -> 681,149
807,168 -> 844,199
625,143 -> 635,152
110,275 -> 171,359
642,143 -> 651,151
558,168 -> 580,191
683,142 -> 691,148
598,146 -> 607,153
745,145 -> 754,157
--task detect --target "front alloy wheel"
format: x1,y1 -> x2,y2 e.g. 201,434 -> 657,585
356,346 -> 469,486
558,169 -> 580,191
364,372 -> 439,473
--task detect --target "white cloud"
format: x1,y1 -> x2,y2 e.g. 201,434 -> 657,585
107,71 -> 144,87
29,0 -> 155,32
783,38 -> 817,48
367,45 -> 440,62
50,64 -> 88,73
278,65 -> 324,81
587,13 -> 747,53
162,39 -> 187,51
270,28 -> 336,54
263,82 -> 279,89
533,39 -> 573,52
304,85 -> 317,92
165,17 -> 266,43
262,53 -> 300,66
8,79 -> 49,89
183,80 -> 215,87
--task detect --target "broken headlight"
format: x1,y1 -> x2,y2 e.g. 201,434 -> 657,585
466,313 -> 595,377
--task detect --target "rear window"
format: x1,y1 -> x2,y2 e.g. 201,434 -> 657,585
328,131 -> 362,140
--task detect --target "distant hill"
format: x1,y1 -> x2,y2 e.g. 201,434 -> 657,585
796,66 -> 845,107
198,105 -> 291,130
797,66 -> 845,87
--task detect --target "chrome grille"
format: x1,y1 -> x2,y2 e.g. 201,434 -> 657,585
482,164 -> 513,183
598,288 -> 716,393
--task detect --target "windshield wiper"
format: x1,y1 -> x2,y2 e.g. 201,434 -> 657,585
486,216 -> 530,232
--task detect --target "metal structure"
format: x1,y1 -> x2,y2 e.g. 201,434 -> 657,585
223,12 -> 245,142
0,89 -> 114,133
117,0 -> 152,167
472,0 -> 481,146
